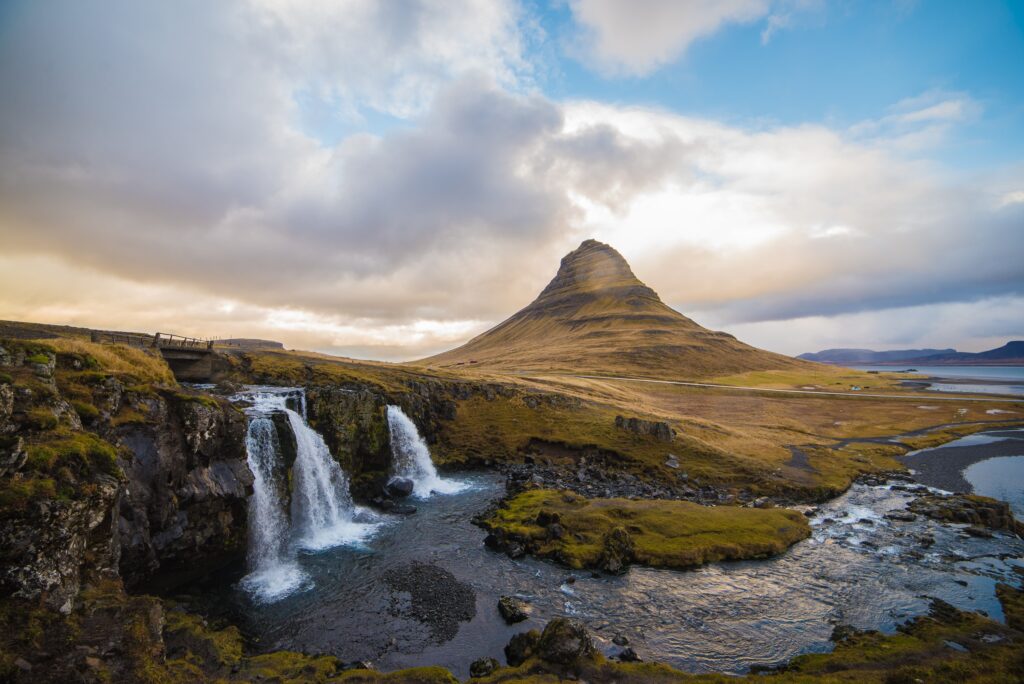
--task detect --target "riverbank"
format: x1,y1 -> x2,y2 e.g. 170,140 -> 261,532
899,429 -> 1024,494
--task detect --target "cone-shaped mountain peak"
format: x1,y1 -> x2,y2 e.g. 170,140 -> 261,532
530,239 -> 659,308
419,239 -> 805,378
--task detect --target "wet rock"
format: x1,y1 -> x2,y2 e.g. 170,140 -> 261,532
537,618 -> 596,665
385,477 -> 415,498
469,657 -> 499,678
504,629 -> 540,666
964,525 -> 993,539
909,494 -> 1022,535
616,647 -> 641,662
612,634 -> 629,646
117,391 -> 251,591
598,526 -> 634,574
498,596 -> 529,624
884,511 -> 917,522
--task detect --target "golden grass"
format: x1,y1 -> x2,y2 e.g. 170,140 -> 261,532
38,337 -> 175,384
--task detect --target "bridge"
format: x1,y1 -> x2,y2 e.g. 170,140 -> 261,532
91,331 -> 217,382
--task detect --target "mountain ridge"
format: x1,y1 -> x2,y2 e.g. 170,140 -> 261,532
419,239 -> 807,378
801,341 -> 1024,366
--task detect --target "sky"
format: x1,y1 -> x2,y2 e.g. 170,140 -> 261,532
1,0 -> 1022,360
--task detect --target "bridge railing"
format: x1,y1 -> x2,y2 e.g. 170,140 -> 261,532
90,331 -> 214,351
154,333 -> 214,351
90,331 -> 154,348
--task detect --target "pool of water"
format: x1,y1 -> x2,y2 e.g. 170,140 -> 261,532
186,474 -> 1024,678
965,456 -> 1024,517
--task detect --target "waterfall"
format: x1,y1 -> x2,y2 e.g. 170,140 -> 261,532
286,407 -> 374,550
237,388 -> 376,603
386,405 -> 466,498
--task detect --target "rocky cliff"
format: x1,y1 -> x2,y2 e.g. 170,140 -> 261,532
0,338 -> 251,612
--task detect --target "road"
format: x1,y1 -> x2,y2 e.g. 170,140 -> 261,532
518,373 -> 1024,404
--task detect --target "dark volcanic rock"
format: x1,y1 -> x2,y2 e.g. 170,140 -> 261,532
504,629 -> 541,667
498,595 -> 530,624
384,562 -> 476,642
598,526 -> 635,574
469,657 -> 500,678
536,617 -> 596,665
116,391 -> 252,591
385,477 -> 415,498
909,493 -> 1023,535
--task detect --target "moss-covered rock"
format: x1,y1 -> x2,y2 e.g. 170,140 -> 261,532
909,493 -> 1024,536
481,489 -> 810,572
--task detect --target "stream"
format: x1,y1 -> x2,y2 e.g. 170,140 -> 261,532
185,392 -> 1024,679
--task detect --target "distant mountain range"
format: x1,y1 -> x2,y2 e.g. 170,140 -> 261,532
421,239 -> 809,378
799,341 -> 1024,366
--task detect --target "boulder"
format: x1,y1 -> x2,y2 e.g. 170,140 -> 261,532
469,657 -> 499,678
504,629 -> 540,667
385,477 -> 415,498
598,526 -> 634,574
536,618 -> 595,665
617,647 -> 641,662
498,596 -> 529,624
614,415 -> 675,442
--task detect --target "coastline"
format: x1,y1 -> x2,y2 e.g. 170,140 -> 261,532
898,429 -> 1024,494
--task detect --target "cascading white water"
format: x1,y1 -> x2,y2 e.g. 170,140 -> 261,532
239,392 -> 308,601
237,388 -> 377,602
386,405 -> 466,498
286,407 -> 375,550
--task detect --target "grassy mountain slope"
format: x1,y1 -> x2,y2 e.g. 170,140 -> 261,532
418,239 -> 809,379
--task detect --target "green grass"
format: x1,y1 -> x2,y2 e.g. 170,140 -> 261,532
483,489 -> 810,571
24,430 -> 121,478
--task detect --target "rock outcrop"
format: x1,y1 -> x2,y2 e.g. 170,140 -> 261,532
116,393 -> 251,590
614,415 -> 675,442
0,338 -> 252,610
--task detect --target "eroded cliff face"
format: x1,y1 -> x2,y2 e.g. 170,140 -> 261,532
116,393 -> 251,591
0,339 -> 251,612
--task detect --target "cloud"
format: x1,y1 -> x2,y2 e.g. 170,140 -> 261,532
567,0 -> 771,76
561,100 -> 1024,327
0,2 -> 1020,359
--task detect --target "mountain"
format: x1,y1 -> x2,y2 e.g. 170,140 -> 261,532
798,348 -> 956,365
901,341 -> 1024,365
419,239 -> 807,378
799,341 -> 1024,366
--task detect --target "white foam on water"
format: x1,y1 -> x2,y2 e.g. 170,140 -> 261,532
386,405 -> 469,498
237,387 -> 380,602
239,562 -> 310,602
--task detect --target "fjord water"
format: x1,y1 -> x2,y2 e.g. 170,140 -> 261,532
237,388 -> 377,602
386,404 -> 467,497
854,365 -> 1024,396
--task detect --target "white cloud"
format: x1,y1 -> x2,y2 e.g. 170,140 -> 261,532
567,0 -> 771,76
0,2 -> 1020,359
